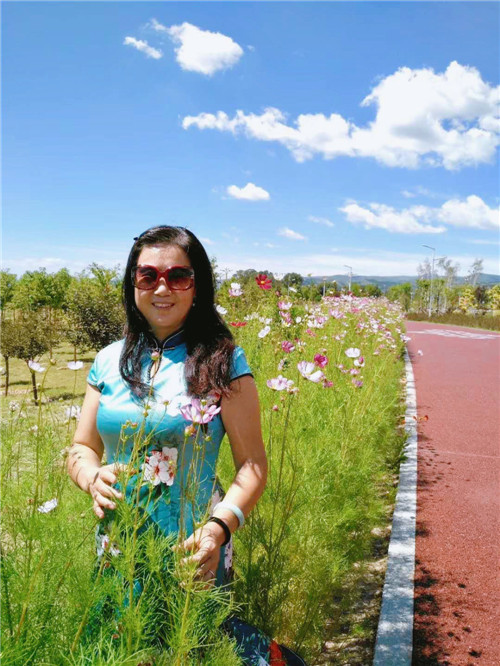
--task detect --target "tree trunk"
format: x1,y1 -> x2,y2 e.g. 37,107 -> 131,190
29,368 -> 38,404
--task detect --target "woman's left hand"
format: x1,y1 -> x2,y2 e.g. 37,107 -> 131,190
178,523 -> 224,585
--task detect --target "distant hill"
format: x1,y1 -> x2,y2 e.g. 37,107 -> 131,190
303,273 -> 500,290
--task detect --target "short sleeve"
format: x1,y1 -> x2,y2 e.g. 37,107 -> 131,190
230,346 -> 253,381
87,352 -> 104,392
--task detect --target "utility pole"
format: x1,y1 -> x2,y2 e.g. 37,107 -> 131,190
322,276 -> 327,297
344,265 -> 352,292
422,245 -> 436,317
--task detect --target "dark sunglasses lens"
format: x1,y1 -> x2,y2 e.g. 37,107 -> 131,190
169,268 -> 194,290
134,267 -> 158,289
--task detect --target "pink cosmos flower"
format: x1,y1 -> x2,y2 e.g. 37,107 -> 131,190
277,301 -> 292,310
305,329 -> 316,337
281,341 -> 295,353
267,375 -> 294,391
143,447 -> 178,486
352,379 -> 363,388
314,354 -> 329,368
322,379 -> 334,388
353,356 -> 365,367
345,347 -> 361,358
297,361 -> 325,383
180,398 -> 221,424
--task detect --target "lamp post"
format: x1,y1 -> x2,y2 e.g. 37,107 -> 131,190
422,245 -> 436,317
344,265 -> 352,292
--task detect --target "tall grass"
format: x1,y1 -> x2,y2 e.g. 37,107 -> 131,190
1,292 -> 407,663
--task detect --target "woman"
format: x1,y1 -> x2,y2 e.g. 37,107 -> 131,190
68,226 -> 305,665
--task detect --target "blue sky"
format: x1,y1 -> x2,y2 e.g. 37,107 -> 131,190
3,1 -> 499,278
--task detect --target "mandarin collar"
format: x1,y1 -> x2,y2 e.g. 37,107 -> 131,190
146,329 -> 186,354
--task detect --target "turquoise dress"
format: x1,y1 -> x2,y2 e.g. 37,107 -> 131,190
87,330 -> 305,666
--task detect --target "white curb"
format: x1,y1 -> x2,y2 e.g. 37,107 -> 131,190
373,348 -> 417,665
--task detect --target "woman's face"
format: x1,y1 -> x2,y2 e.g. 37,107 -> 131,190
134,244 -> 195,341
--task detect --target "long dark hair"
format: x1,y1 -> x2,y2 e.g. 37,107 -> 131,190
120,226 -> 235,398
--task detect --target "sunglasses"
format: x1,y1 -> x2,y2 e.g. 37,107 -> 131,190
132,265 -> 195,291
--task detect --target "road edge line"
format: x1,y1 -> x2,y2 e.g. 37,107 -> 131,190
373,347 -> 417,665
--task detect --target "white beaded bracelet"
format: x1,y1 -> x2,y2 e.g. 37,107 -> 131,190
213,501 -> 245,529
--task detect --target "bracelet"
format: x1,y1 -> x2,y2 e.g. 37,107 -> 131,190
213,501 -> 245,529
206,516 -> 231,546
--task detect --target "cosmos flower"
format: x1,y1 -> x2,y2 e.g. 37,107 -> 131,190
65,405 -> 81,421
230,321 -> 247,327
345,347 -> 361,359
96,533 -> 121,558
281,341 -> 295,353
67,361 -> 83,371
266,375 -> 294,391
297,361 -> 325,383
314,354 -> 329,368
258,326 -> 271,338
180,398 -> 221,424
216,304 -> 227,315
229,282 -> 243,297
38,498 -> 58,514
142,447 -> 178,486
255,273 -> 272,290
277,301 -> 292,310
28,360 -> 45,373
353,356 -> 365,367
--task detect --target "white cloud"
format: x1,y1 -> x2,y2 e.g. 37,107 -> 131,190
340,195 -> 499,234
150,19 -> 243,75
183,61 -> 500,170
123,37 -> 163,60
308,215 -> 334,227
278,227 -> 307,241
199,237 -> 215,246
470,239 -> 500,246
227,183 -> 270,201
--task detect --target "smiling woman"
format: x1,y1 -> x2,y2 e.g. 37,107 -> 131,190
66,226 -> 306,665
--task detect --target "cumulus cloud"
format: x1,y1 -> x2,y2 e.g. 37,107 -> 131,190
340,195 -> 499,234
227,183 -> 270,201
308,215 -> 334,227
183,61 -> 500,170
123,37 -> 163,60
278,227 -> 307,241
199,237 -> 215,245
150,19 -> 243,75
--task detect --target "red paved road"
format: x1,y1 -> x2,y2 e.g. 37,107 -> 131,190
405,321 -> 500,666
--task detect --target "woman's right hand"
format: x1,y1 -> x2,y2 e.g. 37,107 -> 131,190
86,464 -> 127,519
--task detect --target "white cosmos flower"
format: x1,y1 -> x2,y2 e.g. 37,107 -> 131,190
345,347 -> 361,358
67,361 -> 84,371
28,360 -> 45,373
65,405 -> 81,420
258,326 -> 271,338
38,498 -> 58,514
297,361 -> 325,383
216,304 -> 227,315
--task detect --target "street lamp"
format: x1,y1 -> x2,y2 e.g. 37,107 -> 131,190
422,245 -> 436,318
344,265 -> 352,292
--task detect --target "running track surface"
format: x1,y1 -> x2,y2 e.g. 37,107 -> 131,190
405,321 -> 499,666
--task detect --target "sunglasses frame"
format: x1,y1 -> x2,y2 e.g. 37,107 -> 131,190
132,264 -> 195,291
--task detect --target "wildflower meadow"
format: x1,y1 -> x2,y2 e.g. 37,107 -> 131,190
1,277 -> 408,665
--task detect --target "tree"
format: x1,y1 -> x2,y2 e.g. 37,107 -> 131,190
417,258 -> 432,280
0,314 -> 52,401
466,258 -> 484,287
0,270 -> 17,320
65,264 -> 125,352
386,283 -> 412,312
283,273 -> 304,288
